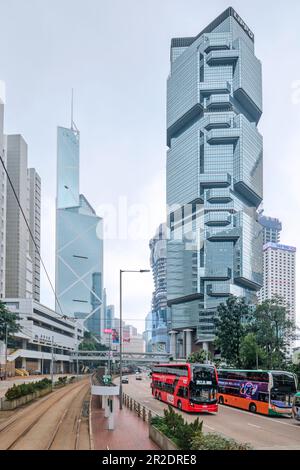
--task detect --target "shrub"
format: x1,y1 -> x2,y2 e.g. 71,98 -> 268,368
191,431 -> 251,451
151,406 -> 250,451
151,406 -> 203,449
5,378 -> 52,401
58,376 -> 68,384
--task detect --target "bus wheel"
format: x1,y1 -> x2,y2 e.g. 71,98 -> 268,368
158,394 -> 162,401
218,396 -> 224,405
249,403 -> 257,413
177,401 -> 182,410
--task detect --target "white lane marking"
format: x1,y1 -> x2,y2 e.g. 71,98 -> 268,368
247,423 -> 262,429
220,405 -> 299,429
204,424 -> 215,431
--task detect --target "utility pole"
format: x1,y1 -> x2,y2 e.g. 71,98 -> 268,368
119,270 -> 123,410
51,336 -> 54,389
119,269 -> 150,410
108,332 -> 111,376
4,323 -> 8,380
75,324 -> 79,378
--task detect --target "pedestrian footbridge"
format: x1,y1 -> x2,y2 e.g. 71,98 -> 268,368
74,351 -> 171,364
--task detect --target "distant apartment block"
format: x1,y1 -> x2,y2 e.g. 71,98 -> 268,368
5,135 -> 33,298
0,87 -> 6,298
259,214 -> 282,244
258,243 -> 296,326
28,168 -> 41,301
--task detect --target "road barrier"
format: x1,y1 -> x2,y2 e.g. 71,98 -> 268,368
122,392 -> 161,423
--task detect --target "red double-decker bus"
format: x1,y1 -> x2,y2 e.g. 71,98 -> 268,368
151,363 -> 218,413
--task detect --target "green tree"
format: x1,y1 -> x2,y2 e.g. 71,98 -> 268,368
188,350 -> 211,364
240,333 -> 266,369
0,301 -> 21,342
252,296 -> 297,369
79,331 -> 108,351
214,296 -> 251,367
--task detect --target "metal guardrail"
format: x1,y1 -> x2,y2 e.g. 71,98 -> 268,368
122,392 -> 161,423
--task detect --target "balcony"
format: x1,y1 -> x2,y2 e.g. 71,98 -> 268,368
199,81 -> 231,96
203,37 -> 231,53
206,227 -> 240,242
200,173 -> 231,188
207,283 -> 232,297
204,115 -> 232,131
202,267 -> 232,281
206,49 -> 240,65
204,212 -> 231,227
206,94 -> 233,110
206,189 -> 232,203
207,128 -> 240,145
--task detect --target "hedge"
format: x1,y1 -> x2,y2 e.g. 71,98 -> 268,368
5,378 -> 52,401
151,406 -> 251,450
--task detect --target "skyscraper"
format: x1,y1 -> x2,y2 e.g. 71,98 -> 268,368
5,135 -> 33,298
149,223 -> 168,352
258,242 -> 296,351
105,304 -> 115,330
259,214 -> 282,244
28,168 -> 41,301
55,124 -> 104,340
166,8 -> 263,358
0,83 -> 6,298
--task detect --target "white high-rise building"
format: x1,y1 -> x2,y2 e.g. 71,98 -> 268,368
259,243 -> 296,326
28,168 -> 41,301
5,135 -> 31,298
0,83 -> 6,298
5,135 -> 41,299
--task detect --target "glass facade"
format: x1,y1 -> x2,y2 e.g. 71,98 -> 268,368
149,224 -> 169,353
55,126 -> 104,340
166,7 -> 263,353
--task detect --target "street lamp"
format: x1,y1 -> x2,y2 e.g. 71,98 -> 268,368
119,269 -> 150,410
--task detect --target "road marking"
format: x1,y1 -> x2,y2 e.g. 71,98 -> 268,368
247,423 -> 262,429
220,405 -> 299,429
204,424 -> 215,431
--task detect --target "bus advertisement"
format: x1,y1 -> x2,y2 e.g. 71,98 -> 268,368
217,369 -> 298,416
151,363 -> 218,413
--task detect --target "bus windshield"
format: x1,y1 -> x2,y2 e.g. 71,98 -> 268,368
270,372 -> 297,408
189,365 -> 218,404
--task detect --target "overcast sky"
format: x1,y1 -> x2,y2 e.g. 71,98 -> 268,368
0,0 -> 299,334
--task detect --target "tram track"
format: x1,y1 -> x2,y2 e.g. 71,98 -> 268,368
0,378 -> 90,450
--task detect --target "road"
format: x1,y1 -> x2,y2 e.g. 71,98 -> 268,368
0,377 -> 91,450
118,374 -> 300,450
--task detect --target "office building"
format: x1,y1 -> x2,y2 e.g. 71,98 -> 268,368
258,243 -> 296,326
166,8 -> 263,357
5,135 -> 33,298
28,168 -> 41,301
149,224 -> 168,352
259,214 -> 282,244
0,83 -> 6,298
0,298 -> 83,376
55,124 -> 104,341
105,304 -> 115,330
143,312 -> 153,352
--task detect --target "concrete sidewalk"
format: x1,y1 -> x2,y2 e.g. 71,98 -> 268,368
91,395 -> 159,450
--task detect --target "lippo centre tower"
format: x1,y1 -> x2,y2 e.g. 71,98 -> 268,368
166,7 -> 263,358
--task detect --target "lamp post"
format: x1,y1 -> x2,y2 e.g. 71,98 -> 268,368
4,323 -> 8,380
119,269 -> 150,410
